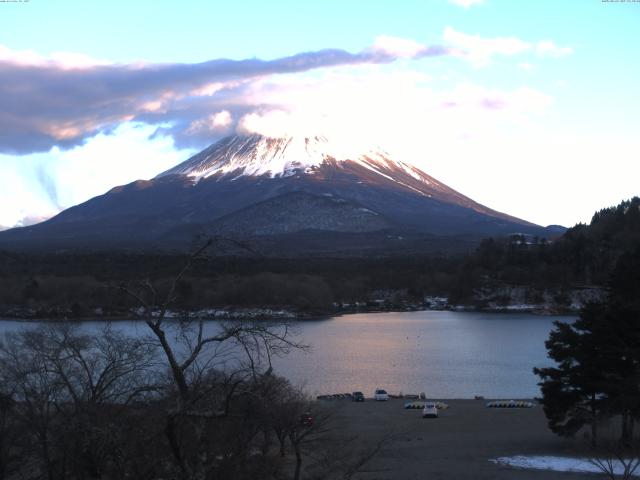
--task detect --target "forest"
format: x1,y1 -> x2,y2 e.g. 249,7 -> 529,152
0,197 -> 638,318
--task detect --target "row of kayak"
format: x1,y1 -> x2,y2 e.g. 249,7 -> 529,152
403,400 -> 536,409
404,401 -> 449,410
486,400 -> 535,408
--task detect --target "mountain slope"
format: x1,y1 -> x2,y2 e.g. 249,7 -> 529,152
0,134 -> 555,254
157,134 -> 531,226
207,191 -> 393,235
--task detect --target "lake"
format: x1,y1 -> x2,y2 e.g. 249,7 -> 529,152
0,310 -> 571,399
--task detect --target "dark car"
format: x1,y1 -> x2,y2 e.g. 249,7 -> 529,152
352,391 -> 365,402
300,412 -> 314,426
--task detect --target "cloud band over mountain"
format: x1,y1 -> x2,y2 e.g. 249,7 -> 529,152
0,39 -> 451,155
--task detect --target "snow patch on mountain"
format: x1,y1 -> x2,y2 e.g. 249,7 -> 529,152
158,135 -> 337,180
157,134 -> 429,189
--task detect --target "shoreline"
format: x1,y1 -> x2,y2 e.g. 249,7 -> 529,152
0,304 -> 579,322
0,303 -> 580,322
317,395 -> 539,402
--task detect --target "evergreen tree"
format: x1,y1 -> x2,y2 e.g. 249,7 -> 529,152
535,247 -> 640,446
603,248 -> 640,445
534,302 -> 611,446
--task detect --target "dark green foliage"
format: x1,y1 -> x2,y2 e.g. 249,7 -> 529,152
534,303 -> 611,444
0,253 -> 461,316
609,248 -> 640,310
535,246 -> 640,445
602,248 -> 640,445
452,197 -> 640,303
211,273 -> 334,310
0,197 -> 637,315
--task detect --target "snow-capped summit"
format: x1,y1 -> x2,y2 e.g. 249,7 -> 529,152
156,134 -> 427,184
0,132 -> 554,253
157,134 -> 333,180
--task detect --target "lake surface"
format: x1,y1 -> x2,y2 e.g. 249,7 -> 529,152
0,310 -> 571,399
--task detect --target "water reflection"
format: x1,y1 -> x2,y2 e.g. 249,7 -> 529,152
0,311 -> 571,398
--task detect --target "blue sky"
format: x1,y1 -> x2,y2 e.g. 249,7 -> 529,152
0,0 -> 638,229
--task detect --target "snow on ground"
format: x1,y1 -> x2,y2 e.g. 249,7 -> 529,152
491,455 -> 640,476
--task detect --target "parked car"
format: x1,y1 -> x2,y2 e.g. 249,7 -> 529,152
422,402 -> 438,418
300,412 -> 314,426
374,389 -> 389,401
352,391 -> 365,402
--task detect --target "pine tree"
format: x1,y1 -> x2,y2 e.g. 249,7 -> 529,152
604,248 -> 640,445
534,302 -> 611,446
534,247 -> 640,446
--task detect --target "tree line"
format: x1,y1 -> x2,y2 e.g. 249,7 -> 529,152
0,197 -> 638,317
0,254 -> 460,318
451,197 -> 640,297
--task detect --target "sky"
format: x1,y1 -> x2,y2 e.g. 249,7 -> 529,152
0,0 -> 638,230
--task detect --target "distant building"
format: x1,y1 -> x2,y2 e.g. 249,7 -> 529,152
508,233 -> 546,246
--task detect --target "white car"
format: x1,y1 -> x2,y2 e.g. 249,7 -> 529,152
374,389 -> 389,401
422,402 -> 438,418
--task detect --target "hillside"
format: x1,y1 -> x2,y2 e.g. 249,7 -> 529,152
0,198 -> 635,318
449,197 -> 640,306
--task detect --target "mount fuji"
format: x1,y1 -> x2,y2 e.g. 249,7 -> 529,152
0,134 -> 559,255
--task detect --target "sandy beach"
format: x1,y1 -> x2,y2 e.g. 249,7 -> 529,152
324,398 -> 601,479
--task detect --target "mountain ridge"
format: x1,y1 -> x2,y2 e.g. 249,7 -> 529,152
0,134 -> 558,254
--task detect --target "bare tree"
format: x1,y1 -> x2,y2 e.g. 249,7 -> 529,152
117,239 -> 307,479
0,392 -> 19,480
589,440 -> 640,480
0,324 -> 158,480
0,328 -> 71,480
0,238 -> 386,480
287,401 -> 333,480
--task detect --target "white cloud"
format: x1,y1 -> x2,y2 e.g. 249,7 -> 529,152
186,110 -> 233,135
190,82 -> 227,97
221,64 -> 640,228
228,66 -> 554,164
536,40 -> 573,58
0,39 -> 450,154
451,131 -> 640,228
0,59 -> 552,226
222,67 -> 608,226
0,44 -> 111,69
0,57 -> 630,229
0,37 -> 587,229
443,28 -> 573,67
443,26 -> 531,66
448,0 -> 484,8
51,123 -> 188,208
237,110 -> 310,138
13,215 -> 52,229
0,162 -> 59,229
0,123 -> 189,228
371,35 -> 427,58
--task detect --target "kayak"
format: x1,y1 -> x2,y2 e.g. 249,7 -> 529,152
404,401 -> 449,410
486,400 -> 535,408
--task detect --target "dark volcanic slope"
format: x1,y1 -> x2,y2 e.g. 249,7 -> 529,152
208,191 -> 393,236
0,134 -> 555,253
